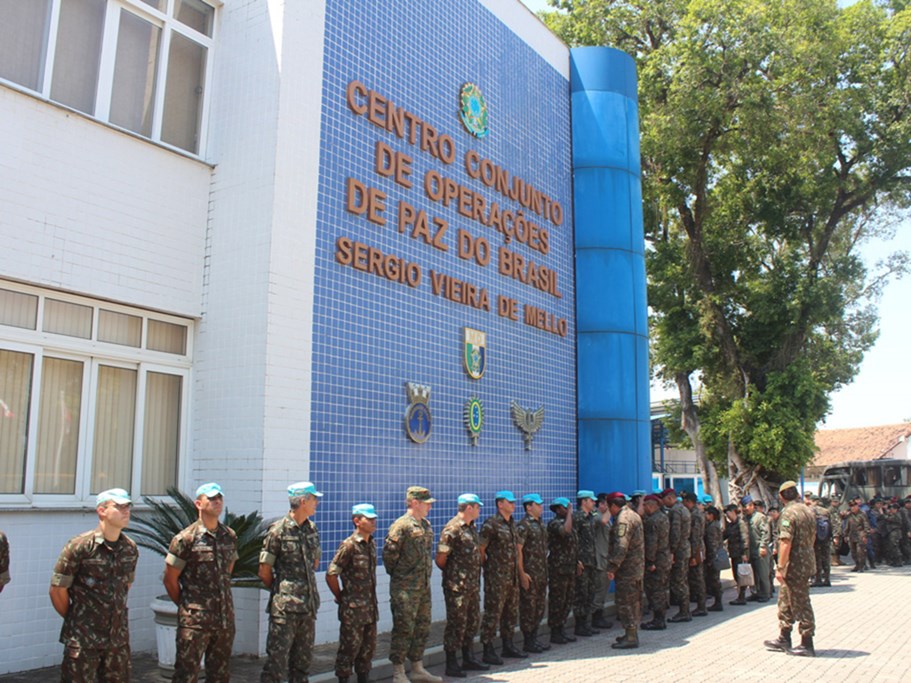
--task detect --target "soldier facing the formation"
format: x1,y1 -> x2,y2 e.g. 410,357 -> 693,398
605,493 -> 645,649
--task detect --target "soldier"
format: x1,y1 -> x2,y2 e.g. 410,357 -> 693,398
259,482 -> 323,683
662,488 -> 692,622
591,493 -> 614,630
681,492 -> 707,616
572,490 -> 600,636
0,530 -> 9,594
742,495 -> 771,602
767,505 -> 780,594
764,481 -> 817,657
703,506 -> 724,611
435,494 -> 487,679
877,503 -> 903,567
164,483 -> 238,683
641,494 -> 671,630
900,498 -> 911,564
811,497 -> 836,587
546,498 -> 578,645
327,503 -> 379,683
516,493 -> 551,653
867,498 -> 884,569
383,486 -> 440,683
605,493 -> 645,649
49,488 -> 138,682
723,503 -> 750,605
479,490 -> 525,664
844,499 -> 870,572
628,490 -> 646,517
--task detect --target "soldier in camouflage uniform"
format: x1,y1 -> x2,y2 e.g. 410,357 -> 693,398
49,488 -> 138,682
767,505 -> 780,594
662,488 -> 692,622
605,493 -> 644,649
811,497 -> 837,586
435,493 -> 487,678
723,503 -> 751,604
164,482 -> 238,683
743,495 -> 771,602
0,530 -> 9,594
546,498 -> 578,645
480,490 -> 526,664
703,506 -> 724,611
764,481 -> 817,657
844,500 -> 871,572
877,503 -> 903,567
641,494 -> 671,630
572,490 -> 601,636
900,498 -> 911,563
681,492 -> 707,616
383,486 -> 441,683
517,493 -> 550,654
259,482 -> 324,683
327,503 -> 379,683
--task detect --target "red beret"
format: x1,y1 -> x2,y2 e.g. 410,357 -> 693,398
644,494 -> 662,503
606,492 -> 627,505
661,488 -> 677,498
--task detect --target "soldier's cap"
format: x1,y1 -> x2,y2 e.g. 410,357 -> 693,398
681,491 -> 698,503
351,503 -> 377,518
407,486 -> 436,503
576,489 -> 596,501
741,494 -> 754,505
458,493 -> 484,506
521,493 -> 544,505
550,497 -> 570,510
495,490 -> 516,502
755,499 -> 766,508
288,481 -> 323,498
661,487 -> 677,498
700,494 -> 714,504
806,493 -> 818,501
631,490 -> 646,497
195,482 -> 223,499
778,480 -> 799,494
643,494 -> 662,504
606,492 -> 627,506
96,488 -> 131,507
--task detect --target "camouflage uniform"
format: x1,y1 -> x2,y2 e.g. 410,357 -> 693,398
51,529 -> 138,682
687,505 -> 707,612
666,501 -> 691,614
844,509 -> 870,570
438,515 -> 482,652
703,518 -> 723,605
328,531 -> 378,679
383,512 -> 433,664
812,506 -> 836,584
166,520 -> 238,683
260,514 -> 322,683
642,509 -> 670,620
769,514 -> 780,591
777,500 -> 816,638
877,510 -> 902,566
572,509 -> 598,629
607,507 -> 645,630
747,510 -> 771,600
479,513 -> 520,643
900,503 -> 911,563
517,514 -> 548,638
546,515 -> 576,632
0,531 -> 9,592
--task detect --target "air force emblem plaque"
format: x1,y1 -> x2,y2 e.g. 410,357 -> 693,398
463,328 -> 487,380
404,382 -> 432,444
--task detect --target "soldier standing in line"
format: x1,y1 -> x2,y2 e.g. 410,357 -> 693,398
0,530 -> 9,594
49,488 -> 138,682
641,494 -> 671,630
681,492 -> 707,616
767,505 -> 780,594
164,483 -> 238,683
516,493 -> 551,654
764,481 -> 817,657
811,497 -> 835,587
743,495 -> 771,602
605,493 -> 644,649
900,498 -> 911,563
479,490 -> 526,665
572,490 -> 600,636
703,505 -> 724,611
662,488 -> 692,622
435,494 -> 488,679
590,493 -> 614,631
327,503 -> 379,683
546,498 -> 578,645
723,503 -> 750,605
830,496 -> 846,566
383,486 -> 441,683
844,499 -> 870,572
876,503 -> 902,567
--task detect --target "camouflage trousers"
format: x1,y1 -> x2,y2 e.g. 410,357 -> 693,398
703,562 -> 721,601
335,619 -> 377,679
814,542 -> 831,582
687,560 -> 706,609
778,572 -> 815,637
389,586 -> 431,664
882,533 -> 903,565
901,536 -> 911,562
480,577 -> 519,643
546,572 -> 574,630
519,573 -> 547,635
173,625 -> 235,683
573,564 -> 596,623
443,589 -> 480,651
59,641 -> 130,683
849,539 -> 866,567
261,612 -> 316,683
669,557 -> 690,611
613,574 -> 642,630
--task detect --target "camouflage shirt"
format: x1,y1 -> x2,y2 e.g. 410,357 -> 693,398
667,501 -> 691,559
383,513 -> 433,591
50,529 -> 138,648
516,515 -> 548,581
778,500 -> 816,579
572,509 -> 598,567
0,531 -> 9,588
689,506 -> 706,562
438,515 -> 481,593
643,510 -> 671,570
260,514 -> 321,616
166,520 -> 238,630
480,513 -> 519,585
607,507 -> 645,578
844,510 -> 871,542
547,515 -> 577,575
705,518 -> 723,559
327,531 -> 378,626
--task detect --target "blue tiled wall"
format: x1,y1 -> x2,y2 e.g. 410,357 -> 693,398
309,0 -> 577,565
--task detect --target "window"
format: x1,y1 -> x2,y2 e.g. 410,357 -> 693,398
0,0 -> 215,155
0,282 -> 191,503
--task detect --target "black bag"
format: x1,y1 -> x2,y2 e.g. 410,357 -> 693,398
838,538 -> 849,556
816,514 -> 831,542
713,547 -> 731,571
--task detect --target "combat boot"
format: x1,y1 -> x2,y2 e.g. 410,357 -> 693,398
461,646 -> 489,671
534,633 -> 551,651
763,629 -> 792,652
481,642 -> 503,666
523,632 -> 543,653
611,627 -> 639,649
550,628 -> 569,645
444,651 -> 466,678
730,587 -> 747,605
692,597 -> 708,617
392,663 -> 410,683
708,595 -> 723,612
501,637 -> 528,658
787,634 -> 815,657
338,677 -> 349,683
357,674 -> 370,683
574,618 -> 594,637
641,611 -> 667,630
668,608 -> 692,623
409,660 -> 442,683
592,609 -> 613,629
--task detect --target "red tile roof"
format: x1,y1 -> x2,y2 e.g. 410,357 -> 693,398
813,423 -> 911,468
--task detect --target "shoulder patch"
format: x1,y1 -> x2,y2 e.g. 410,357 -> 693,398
781,520 -> 791,527
617,523 -> 627,537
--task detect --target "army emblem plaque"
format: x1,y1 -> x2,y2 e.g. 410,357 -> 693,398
404,382 -> 432,444
464,397 -> 484,446
463,327 -> 487,380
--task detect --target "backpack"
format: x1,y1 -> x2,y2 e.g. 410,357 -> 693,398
816,512 -> 831,542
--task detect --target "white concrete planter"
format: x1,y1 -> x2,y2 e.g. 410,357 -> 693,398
151,596 -> 178,673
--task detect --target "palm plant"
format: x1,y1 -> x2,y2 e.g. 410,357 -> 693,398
129,486 -> 271,588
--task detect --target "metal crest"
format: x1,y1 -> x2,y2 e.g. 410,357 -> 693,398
463,327 -> 487,380
464,397 -> 484,446
404,382 -> 432,444
511,400 -> 544,450
459,82 -> 489,139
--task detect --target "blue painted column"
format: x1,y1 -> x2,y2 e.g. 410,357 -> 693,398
571,47 -> 651,496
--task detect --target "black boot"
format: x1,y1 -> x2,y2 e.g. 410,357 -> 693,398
611,627 -> 639,649
338,678 -> 349,683
708,596 -> 723,612
534,633 -> 551,651
574,616 -> 596,636
356,673 -> 370,683
641,610 -> 666,630
668,608 -> 692,623
763,630 -> 792,653
461,646 -> 489,671
550,627 -> 569,645
592,609 -> 613,629
730,587 -> 747,605
787,634 -> 815,657
523,632 -> 543,653
501,637 -> 528,658
482,642 -> 503,666
445,651 -> 466,678
692,598 -> 708,617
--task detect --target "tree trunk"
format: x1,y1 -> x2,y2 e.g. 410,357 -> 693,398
727,439 -> 776,509
675,372 -> 723,505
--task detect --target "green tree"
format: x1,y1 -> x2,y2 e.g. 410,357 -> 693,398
545,0 -> 911,503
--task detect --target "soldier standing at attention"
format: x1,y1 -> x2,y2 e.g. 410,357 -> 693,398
0,530 -> 9,594
49,488 -> 138,682
435,494 -> 487,678
546,498 -> 578,645
327,503 -> 379,683
165,483 -> 238,683
703,506 -> 724,611
479,490 -> 526,664
764,481 -> 817,657
743,495 -> 771,602
605,493 -> 644,649
572,490 -> 600,636
591,493 -> 614,631
516,493 -> 551,654
258,482 -> 323,683
844,499 -> 871,572
723,503 -> 751,605
641,494 -> 670,631
681,492 -> 707,616
383,486 -> 440,683
662,488 -> 692,622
